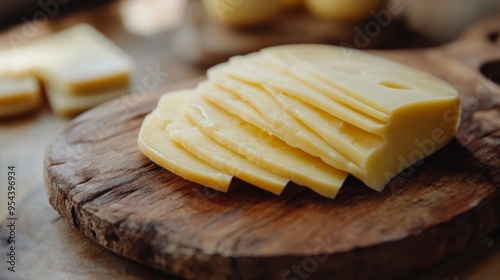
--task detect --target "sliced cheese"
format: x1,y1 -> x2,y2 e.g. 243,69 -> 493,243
138,44 -> 461,197
168,125 -> 289,195
208,58 -> 387,135
261,44 -> 458,115
271,93 -> 383,166
155,91 -> 289,195
207,44 -> 460,190
185,92 -> 348,198
0,24 -> 132,96
46,87 -> 128,118
0,24 -> 133,117
199,80 -> 364,175
0,76 -> 42,118
138,112 -> 232,192
229,52 -> 390,122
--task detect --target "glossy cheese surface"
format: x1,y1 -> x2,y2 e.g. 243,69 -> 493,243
185,92 -> 347,198
138,112 -> 232,192
155,92 -> 289,195
261,45 -> 458,114
199,80 -> 363,174
138,44 -> 460,198
207,45 -> 460,190
209,57 -> 386,135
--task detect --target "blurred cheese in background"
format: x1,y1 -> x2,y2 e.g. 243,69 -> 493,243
202,0 -> 281,28
0,24 -> 133,118
120,0 -> 187,35
305,0 -> 387,22
202,0 -> 386,26
401,0 -> 500,42
200,0 -> 500,45
0,77 -> 41,118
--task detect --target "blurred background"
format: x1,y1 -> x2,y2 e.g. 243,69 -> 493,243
1,0 -> 500,65
1,0 -> 498,89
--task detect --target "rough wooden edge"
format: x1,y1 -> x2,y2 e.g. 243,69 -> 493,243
43,160 -> 499,280
43,76 -> 499,279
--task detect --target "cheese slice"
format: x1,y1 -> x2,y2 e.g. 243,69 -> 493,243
138,44 -> 460,197
208,58 -> 386,135
46,87 -> 128,117
154,91 -> 289,195
199,80 -> 364,175
0,24 -> 132,96
271,93 -> 383,166
0,76 -> 42,118
168,125 -> 289,195
185,92 -> 348,198
138,112 -> 232,192
207,44 -> 460,190
0,24 -> 133,117
261,45 -> 457,115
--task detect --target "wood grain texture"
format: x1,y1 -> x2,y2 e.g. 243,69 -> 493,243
44,15 -> 500,280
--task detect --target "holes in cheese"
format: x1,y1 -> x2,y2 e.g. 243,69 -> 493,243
207,45 -> 460,190
0,24 -> 133,118
138,44 -> 460,198
261,45 -> 458,115
379,81 -> 411,90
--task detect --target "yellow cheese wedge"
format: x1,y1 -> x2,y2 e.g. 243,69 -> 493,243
138,112 -> 232,192
154,91 -> 289,195
207,44 -> 460,190
185,92 -> 348,198
261,45 -> 458,116
0,77 -> 41,118
0,24 -> 133,117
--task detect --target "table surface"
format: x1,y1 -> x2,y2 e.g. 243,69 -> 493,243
0,1 -> 498,279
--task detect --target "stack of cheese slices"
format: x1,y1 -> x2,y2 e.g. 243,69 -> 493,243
138,45 -> 461,198
0,24 -> 133,118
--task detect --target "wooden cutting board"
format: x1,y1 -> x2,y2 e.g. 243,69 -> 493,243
44,15 -> 500,280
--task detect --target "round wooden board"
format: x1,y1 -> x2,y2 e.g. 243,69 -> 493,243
44,16 -> 500,280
